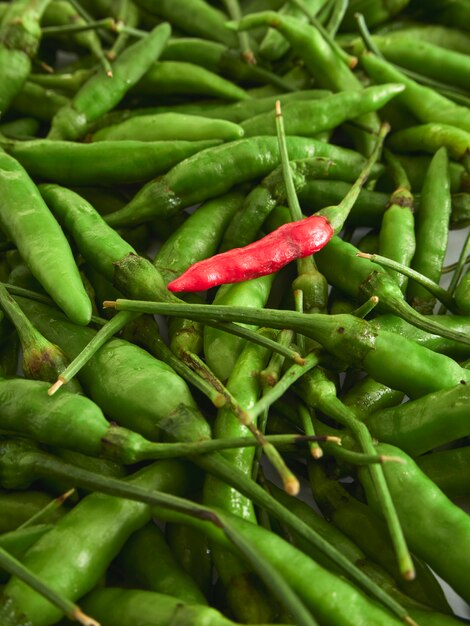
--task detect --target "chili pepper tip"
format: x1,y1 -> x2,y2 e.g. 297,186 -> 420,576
102,300 -> 116,309
356,252 -> 373,259
48,377 -> 65,396
404,616 -> 419,626
311,447 -> 323,460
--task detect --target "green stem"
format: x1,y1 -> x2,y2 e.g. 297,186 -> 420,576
223,0 -> 256,64
247,351 -> 320,423
317,123 -> 389,233
308,378 -> 415,580
204,318 -> 305,364
439,229 -> 470,312
48,310 -> 138,395
0,547 -> 98,625
383,149 -> 411,191
355,12 -> 384,58
106,297 -> 470,346
326,0 -> 348,36
357,253 -> 457,311
298,402 -> 322,459
0,282 -> 40,349
222,519 -> 319,626
351,295 -> 379,318
291,0 -> 357,68
41,18 -> 115,36
18,489 -> 75,530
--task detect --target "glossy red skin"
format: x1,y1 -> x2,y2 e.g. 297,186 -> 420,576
168,215 -> 333,292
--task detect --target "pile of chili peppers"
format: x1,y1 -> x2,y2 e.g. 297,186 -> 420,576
0,1 -> 470,625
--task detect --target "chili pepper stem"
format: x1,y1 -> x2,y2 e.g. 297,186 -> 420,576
48,376 -> 65,396
18,488 -> 75,530
0,547 -> 100,626
351,295 -> 379,318
357,252 -> 457,311
71,607 -> 101,626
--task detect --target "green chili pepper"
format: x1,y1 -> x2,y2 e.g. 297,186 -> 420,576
133,0 -> 238,47
160,37 -> 294,91
116,523 -> 208,604
109,300 -> 470,397
0,0 -> 52,118
361,53 -> 470,134
0,117 -> 39,139
0,458 -> 196,626
166,523 -> 213,601
204,339 -> 275,623
308,462 -> 453,615
0,137 -> 220,186
378,151 -> 415,292
104,136 -> 376,229
92,112 -> 244,142
389,123 -> 470,161
241,83 -> 404,136
10,81 -> 69,121
154,505 -> 411,626
0,151 -> 91,325
80,588 -> 252,626
231,11 -> 381,155
48,22 -> 172,140
0,284 -> 81,389
406,147 -> 452,313
0,492 -> 62,534
416,447 -> 470,499
132,61 -> 251,102
363,385 -> 470,456
359,442 -> 470,605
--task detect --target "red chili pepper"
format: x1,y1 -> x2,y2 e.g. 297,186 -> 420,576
167,215 -> 333,292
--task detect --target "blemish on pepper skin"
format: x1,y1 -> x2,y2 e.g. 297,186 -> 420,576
460,380 -> 467,385
337,327 -> 345,334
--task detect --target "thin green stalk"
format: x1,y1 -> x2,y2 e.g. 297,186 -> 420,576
439,229 -> 470,312
18,489 -> 75,530
41,18 -> 115,36
351,295 -> 379,318
0,282 -> 40,348
104,298 -> 470,346
355,12 -> 384,58
260,329 -> 295,387
310,382 -> 415,580
357,253 -> 457,311
223,0 -> 256,64
316,123 -> 389,233
246,351 -> 321,423
48,310 -> 138,395
384,149 -> 411,191
222,518 -> 319,626
298,402 -> 322,459
326,0 -> 348,36
49,309 -> 303,396
204,318 -> 305,364
0,547 -> 99,625
66,0 -> 114,44
291,0 -> 357,68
